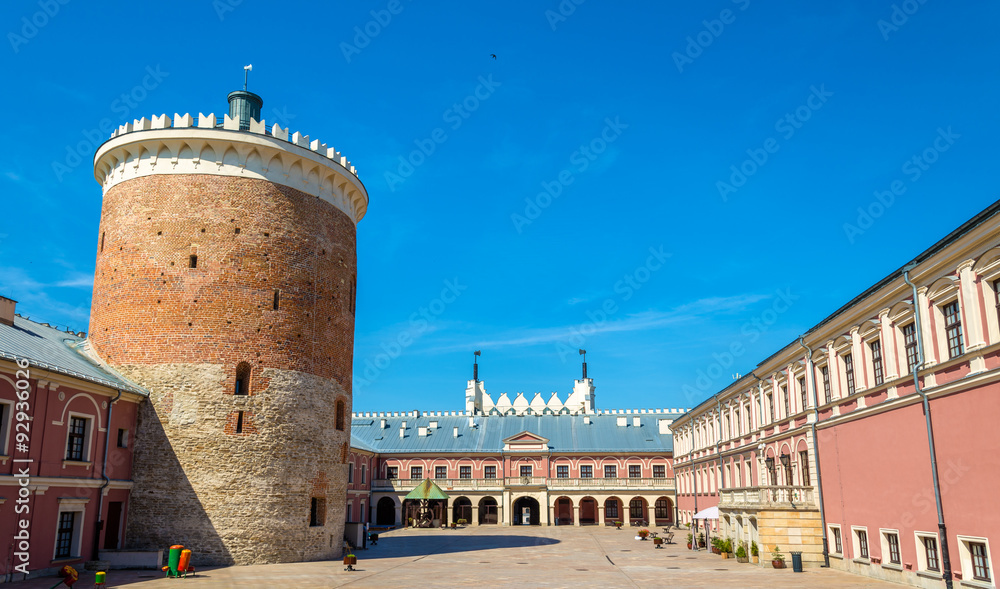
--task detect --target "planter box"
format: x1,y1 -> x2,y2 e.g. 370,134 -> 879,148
737,556 -> 749,564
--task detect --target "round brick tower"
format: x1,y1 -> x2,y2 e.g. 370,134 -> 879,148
88,93 -> 368,565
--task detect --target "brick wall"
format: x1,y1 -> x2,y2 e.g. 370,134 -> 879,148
90,174 -> 357,565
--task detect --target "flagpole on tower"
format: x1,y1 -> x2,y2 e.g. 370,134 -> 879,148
243,64 -> 252,91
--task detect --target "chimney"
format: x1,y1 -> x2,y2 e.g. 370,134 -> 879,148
418,426 -> 428,437
399,428 -> 405,438
380,418 -> 387,429
453,427 -> 459,438
401,420 -> 407,429
0,296 -> 16,327
616,416 -> 627,427
429,421 -> 438,430
583,416 -> 591,425
633,416 -> 641,427
468,417 -> 476,428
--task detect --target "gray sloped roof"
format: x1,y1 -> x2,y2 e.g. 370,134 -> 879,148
351,413 -> 672,454
0,316 -> 147,395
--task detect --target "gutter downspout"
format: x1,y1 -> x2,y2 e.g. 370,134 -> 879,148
93,388 -> 122,557
799,338 -> 830,568
903,265 -> 953,589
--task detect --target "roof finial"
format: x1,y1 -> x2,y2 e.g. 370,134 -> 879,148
473,350 -> 481,382
243,64 -> 252,91
579,349 -> 587,379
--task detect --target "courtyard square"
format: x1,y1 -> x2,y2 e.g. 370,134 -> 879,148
13,526 -> 902,588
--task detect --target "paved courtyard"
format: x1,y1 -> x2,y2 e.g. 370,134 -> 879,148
14,526 -> 903,588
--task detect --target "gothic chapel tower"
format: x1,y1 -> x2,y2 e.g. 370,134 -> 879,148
88,87 -> 368,564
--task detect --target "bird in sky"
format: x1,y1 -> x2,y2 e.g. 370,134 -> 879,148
490,54 -> 496,60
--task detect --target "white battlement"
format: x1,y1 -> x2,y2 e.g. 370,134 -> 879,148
109,113 -> 358,179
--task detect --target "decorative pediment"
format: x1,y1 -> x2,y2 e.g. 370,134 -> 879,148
502,430 -> 549,451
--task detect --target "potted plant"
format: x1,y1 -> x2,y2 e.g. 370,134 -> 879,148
343,553 -> 357,571
711,537 -> 721,554
751,541 -> 759,564
736,542 -> 749,563
450,521 -> 457,528
654,535 -> 664,548
637,529 -> 650,540
615,520 -> 623,530
771,545 -> 786,569
457,518 -> 467,526
686,533 -> 693,549
721,538 -> 733,558
698,532 -> 706,548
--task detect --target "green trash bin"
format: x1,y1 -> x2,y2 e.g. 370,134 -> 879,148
791,551 -> 803,572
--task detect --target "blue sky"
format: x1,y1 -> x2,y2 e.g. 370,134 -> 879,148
2,0 -> 997,413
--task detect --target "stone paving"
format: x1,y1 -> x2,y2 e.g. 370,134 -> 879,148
13,526 -> 904,588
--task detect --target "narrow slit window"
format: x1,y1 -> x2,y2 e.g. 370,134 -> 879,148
100,232 -> 105,252
273,290 -> 280,310
236,411 -> 244,434
871,340 -> 884,385
189,255 -> 198,268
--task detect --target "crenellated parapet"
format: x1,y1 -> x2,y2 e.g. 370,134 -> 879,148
94,113 -> 368,224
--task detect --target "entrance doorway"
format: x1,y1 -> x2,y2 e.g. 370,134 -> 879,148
376,497 -> 396,526
103,501 -> 123,549
479,497 -> 498,525
453,497 -> 472,523
555,497 -> 573,525
579,497 -> 597,524
512,497 -> 540,525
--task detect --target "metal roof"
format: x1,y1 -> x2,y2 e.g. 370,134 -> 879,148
404,479 -> 450,500
0,316 -> 147,395
351,413 -> 673,454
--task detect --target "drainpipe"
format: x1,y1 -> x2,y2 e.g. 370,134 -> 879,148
799,338 -> 830,568
903,265 -> 953,589
93,388 -> 122,557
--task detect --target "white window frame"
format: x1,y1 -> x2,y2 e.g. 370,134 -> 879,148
914,531 -> 941,573
0,399 -> 13,456
829,524 -> 843,556
851,526 -> 870,561
880,528 -> 902,567
64,412 -> 95,463
53,498 -> 88,560
932,288 -> 964,360
957,535 -> 994,584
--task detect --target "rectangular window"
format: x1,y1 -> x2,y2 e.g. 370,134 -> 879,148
903,323 -> 919,374
767,392 -> 775,421
581,465 -> 593,478
924,536 -> 940,571
832,527 -> 843,554
994,279 -> 1000,327
459,466 -> 471,479
116,428 -> 128,448
628,465 -> 641,478
235,411 -> 244,434
799,376 -> 807,411
484,465 -> 496,479
781,385 -> 789,416
519,465 -> 532,477
653,465 -> 666,478
556,465 -> 569,478
857,529 -> 869,558
189,254 -> 198,268
844,353 -> 856,396
604,465 -> 617,478
886,532 -> 901,565
871,340 -> 884,386
822,365 -> 832,403
309,497 -> 326,526
799,450 -> 810,486
66,416 -> 87,461
0,402 -> 9,455
386,466 -> 398,479
655,498 -> 670,519
435,466 -> 447,479
629,498 -> 644,519
605,501 -> 619,519
410,466 -> 422,479
943,301 -> 964,358
55,512 -> 76,558
360,464 -> 366,484
348,463 -> 354,483
971,541 -> 991,582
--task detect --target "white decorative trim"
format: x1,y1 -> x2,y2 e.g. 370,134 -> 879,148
95,119 -> 368,224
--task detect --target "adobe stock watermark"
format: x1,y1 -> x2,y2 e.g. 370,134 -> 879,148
877,0 -> 930,41
354,278 -> 467,391
545,0 -> 587,31
554,245 -> 671,360
672,0 -> 751,73
212,0 -> 242,21
383,75 -> 501,192
680,288 -> 799,405
11,356 -> 33,575
50,65 -> 169,182
843,126 -> 958,244
340,0 -> 412,63
511,116 -> 628,233
716,85 -> 833,201
8,0 -> 70,54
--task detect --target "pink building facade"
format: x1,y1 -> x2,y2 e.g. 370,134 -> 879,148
350,374 -> 680,530
0,302 -> 145,580
673,199 -> 1000,587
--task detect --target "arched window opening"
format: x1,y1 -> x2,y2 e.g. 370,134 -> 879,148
234,362 -> 251,395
